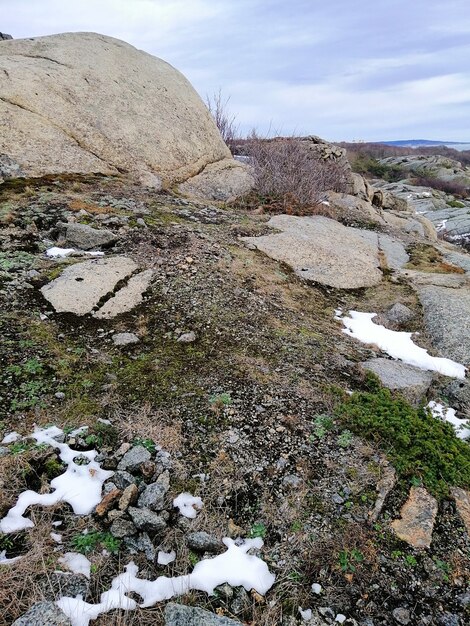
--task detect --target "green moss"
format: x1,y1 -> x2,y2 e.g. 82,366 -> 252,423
337,387 -> 470,497
447,200 -> 465,208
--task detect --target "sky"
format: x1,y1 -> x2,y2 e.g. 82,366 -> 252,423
1,0 -> 470,142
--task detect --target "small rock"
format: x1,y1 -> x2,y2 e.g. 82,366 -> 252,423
128,507 -> 167,533
112,332 -> 139,346
282,474 -> 302,488
117,445 -> 151,472
110,518 -> 137,538
451,487 -> 470,535
138,482 -> 167,511
391,487 -> 438,548
164,602 -> 242,625
331,493 -> 345,505
54,392 -> 66,400
114,442 -> 131,458
38,572 -> 90,601
177,331 -> 197,343
140,460 -> 157,480
124,532 -> 156,562
386,303 -> 415,326
392,607 -> 411,625
230,587 -> 251,618
107,509 -> 124,522
186,531 -> 221,553
12,602 -> 71,625
113,470 -> 137,490
437,614 -> 460,626
95,488 -> 122,517
119,484 -> 139,510
63,222 -> 118,250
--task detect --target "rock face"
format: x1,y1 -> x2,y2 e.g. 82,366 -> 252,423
379,155 -> 470,187
12,602 -> 71,626
164,603 -> 242,626
0,32 -> 251,197
362,359 -> 433,404
243,215 -> 383,289
391,487 -> 438,548
451,487 -> 470,534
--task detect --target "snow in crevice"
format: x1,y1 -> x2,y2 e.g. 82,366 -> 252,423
57,538 -> 275,626
338,310 -> 466,379
428,401 -> 470,440
0,426 -> 113,533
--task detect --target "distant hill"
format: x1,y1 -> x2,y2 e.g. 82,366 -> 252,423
378,139 -> 469,148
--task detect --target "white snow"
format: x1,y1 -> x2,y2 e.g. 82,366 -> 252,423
46,247 -> 76,258
1,431 -> 21,444
97,418 -> 112,425
336,615 -> 347,624
311,582 -> 322,594
57,538 -> 275,626
58,552 -> 92,579
299,608 -> 312,620
157,550 -> 176,565
83,251 -> 105,257
0,426 -> 113,533
69,426 -> 89,437
339,311 -> 466,379
173,492 -> 203,519
50,532 -> 63,544
0,550 -> 21,565
428,401 -> 470,440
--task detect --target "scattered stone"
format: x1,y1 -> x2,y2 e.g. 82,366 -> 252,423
451,487 -> 470,534
230,587 -> 251,618
128,507 -> 167,533
94,269 -> 154,319
119,484 -> 139,510
12,602 -> 71,625
140,460 -> 157,480
177,331 -> 197,343
63,223 -> 118,250
362,359 -> 433,405
186,531 -> 221,553
110,518 -> 137,538
243,215 -> 383,289
386,303 -> 415,326
137,482 -> 167,511
40,256 -> 138,316
369,464 -> 396,522
282,474 -> 302,489
95,488 -> 122,517
164,602 -> 242,625
117,445 -> 152,472
437,613 -> 461,626
112,332 -> 140,346
391,487 -> 438,548
113,470 -> 137,490
392,607 -> 411,625
39,572 -> 90,601
54,391 -> 66,400
331,493 -> 345,505
124,532 -> 156,562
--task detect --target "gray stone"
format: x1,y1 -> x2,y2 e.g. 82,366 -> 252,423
0,446 -> 10,457
110,518 -> 137,538
186,531 -> 221,553
93,269 -> 154,319
392,607 -> 411,625
415,285 -> 470,364
386,303 -> 415,326
40,256 -> 138,316
38,572 -> 90,601
63,223 -> 117,250
164,603 -> 242,626
137,482 -> 167,511
437,614 -> 461,626
230,587 -> 251,617
124,532 -> 156,562
117,445 -> 151,472
128,507 -> 167,533
12,602 -> 71,625
177,331 -> 197,343
178,159 -> 254,203
357,230 -> 409,270
112,332 -> 139,346
243,215 -> 383,289
113,470 -> 137,490
442,379 -> 470,418
362,359 -> 433,404
325,191 -> 385,226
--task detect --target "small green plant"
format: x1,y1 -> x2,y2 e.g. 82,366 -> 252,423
249,522 -> 267,539
0,533 -> 15,550
433,557 -> 451,581
100,532 -> 121,554
70,531 -> 120,554
311,414 -> 333,441
447,200 -> 465,208
337,429 -> 353,448
9,441 -> 29,455
338,548 -> 364,573
405,555 -> 418,567
133,437 -> 157,454
188,551 -> 199,567
209,392 -> 232,407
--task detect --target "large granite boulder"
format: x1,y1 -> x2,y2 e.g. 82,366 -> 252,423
379,155 -> 470,187
0,32 -> 251,198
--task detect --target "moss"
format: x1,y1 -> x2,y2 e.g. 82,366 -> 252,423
406,243 -> 464,274
337,386 -> 470,497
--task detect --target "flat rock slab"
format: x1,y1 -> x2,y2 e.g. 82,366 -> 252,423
415,285 -> 470,365
391,487 -> 438,548
164,603 -> 242,625
362,359 -> 433,404
93,269 -> 154,319
41,256 -> 137,316
451,487 -> 470,535
243,215 -> 383,289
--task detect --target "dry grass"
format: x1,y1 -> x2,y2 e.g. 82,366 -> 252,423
114,402 -> 183,454
68,199 -> 113,214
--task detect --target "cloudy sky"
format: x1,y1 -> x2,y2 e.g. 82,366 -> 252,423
2,0 -> 470,141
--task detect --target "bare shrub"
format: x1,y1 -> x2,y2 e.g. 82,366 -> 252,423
412,175 -> 468,197
205,89 -> 239,153
242,134 -> 349,214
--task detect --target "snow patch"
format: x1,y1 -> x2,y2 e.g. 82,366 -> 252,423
57,538 -> 274,626
58,552 -> 91,579
0,426 -> 113,533
339,310 -> 466,378
0,550 -> 21,565
173,492 -> 203,519
299,607 -> 312,621
50,532 -> 63,544
157,550 -> 176,565
428,401 -> 470,440
1,431 -> 21,444
311,582 -> 322,594
46,247 -> 76,258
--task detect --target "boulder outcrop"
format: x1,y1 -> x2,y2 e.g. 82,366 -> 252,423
0,32 -> 252,198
